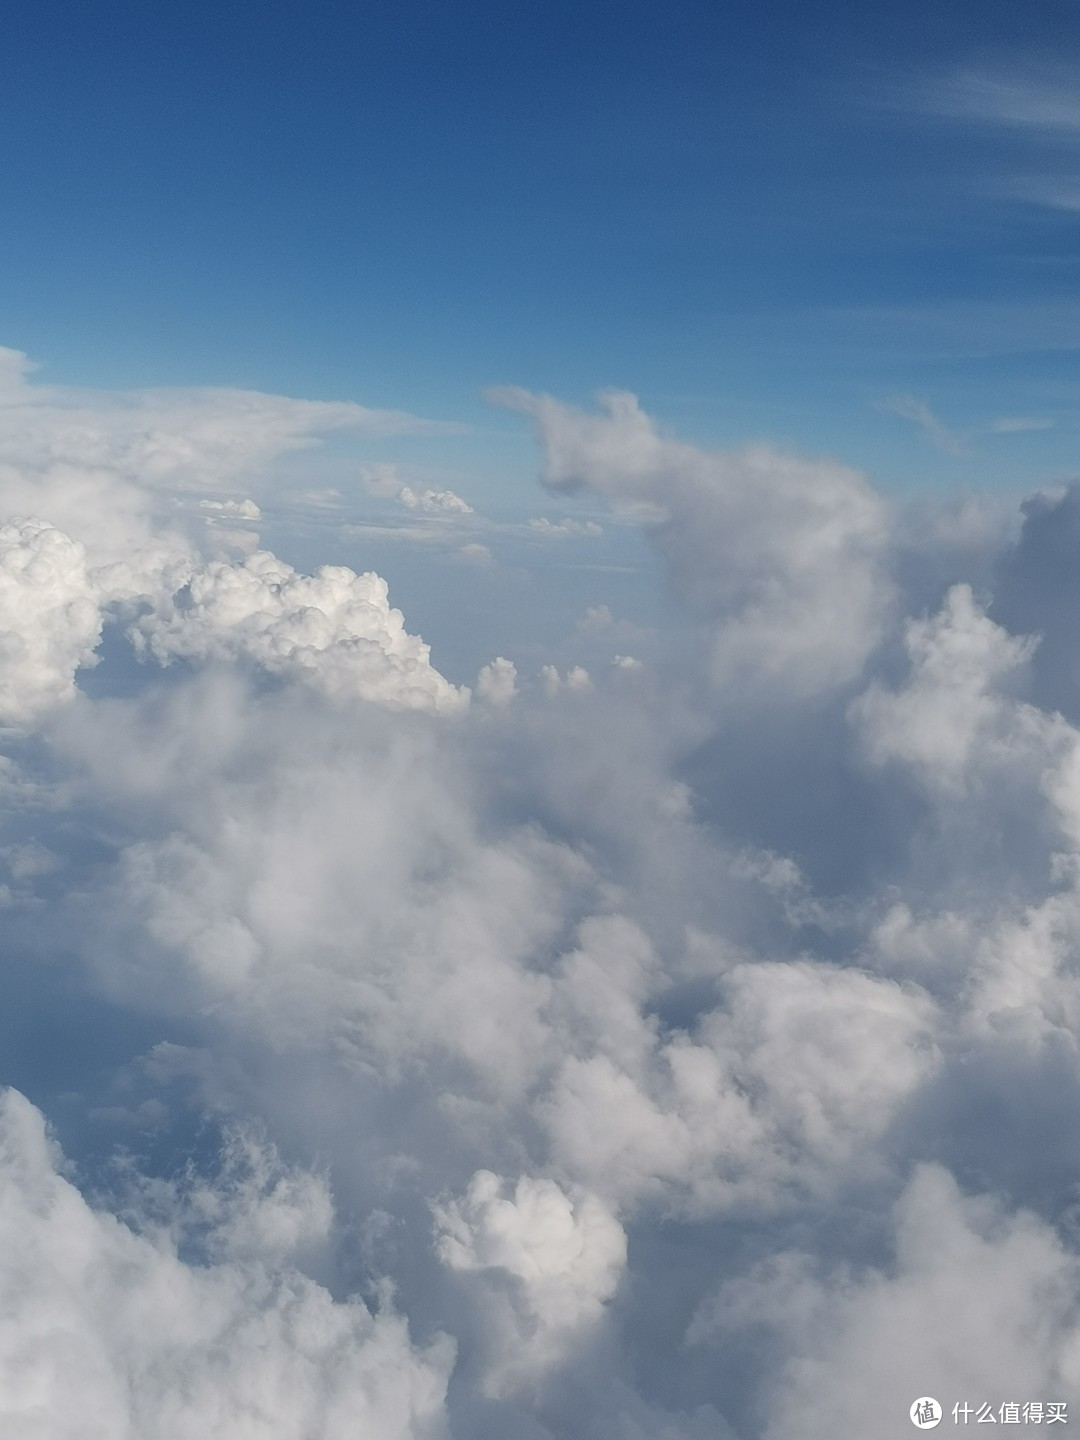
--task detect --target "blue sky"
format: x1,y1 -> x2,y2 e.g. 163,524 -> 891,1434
4,0 -> 1080,497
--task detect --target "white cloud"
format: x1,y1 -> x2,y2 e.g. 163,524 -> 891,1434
398,486 -> 473,515
542,954 -> 938,1213
693,1164 -> 1080,1440
850,584 -> 1044,789
493,387 -> 892,695
134,550 -> 467,714
476,656 -> 518,706
434,1170 -> 625,1395
198,498 -> 261,519
0,349 -> 453,606
0,519 -> 103,725
9,361 -> 1080,1438
361,463 -> 473,515
0,347 -> 450,490
539,664 -> 591,696
0,1088 -> 454,1440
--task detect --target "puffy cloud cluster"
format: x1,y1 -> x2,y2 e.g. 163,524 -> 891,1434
136,550 -> 467,714
7,368 -> 1080,1437
0,1089 -> 453,1440
0,346 -> 448,622
690,1164 -> 1080,1440
0,349 -> 465,726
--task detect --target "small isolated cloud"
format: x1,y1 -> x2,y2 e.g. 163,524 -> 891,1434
360,462 -> 407,499
198,497 -> 262,519
361,463 -> 472,515
398,485 -> 473,515
476,656 -> 518,707
577,604 -> 613,632
527,517 -> 603,538
539,663 -> 591,696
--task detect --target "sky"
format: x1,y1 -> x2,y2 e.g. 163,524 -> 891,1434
5,4 -> 1080,1439
4,0 -> 1080,487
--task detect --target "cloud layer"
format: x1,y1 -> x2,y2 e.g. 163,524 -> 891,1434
1,362 -> 1079,1437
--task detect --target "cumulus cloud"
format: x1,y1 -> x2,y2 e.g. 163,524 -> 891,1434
434,1170 -> 625,1395
851,583 -> 1042,788
0,1088 -> 453,1440
398,486 -> 473,515
541,947 -> 938,1214
0,519 -> 103,725
360,464 -> 473,515
539,664 -> 591,696
198,497 -> 261,519
8,363 -> 1080,1439
492,386 -> 892,695
475,656 -> 518,706
134,550 -> 467,714
692,1164 -> 1080,1440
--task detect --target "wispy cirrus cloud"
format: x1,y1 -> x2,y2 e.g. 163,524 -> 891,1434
910,64 -> 1080,218
918,66 -> 1080,134
879,393 -> 1054,454
879,393 -> 969,456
